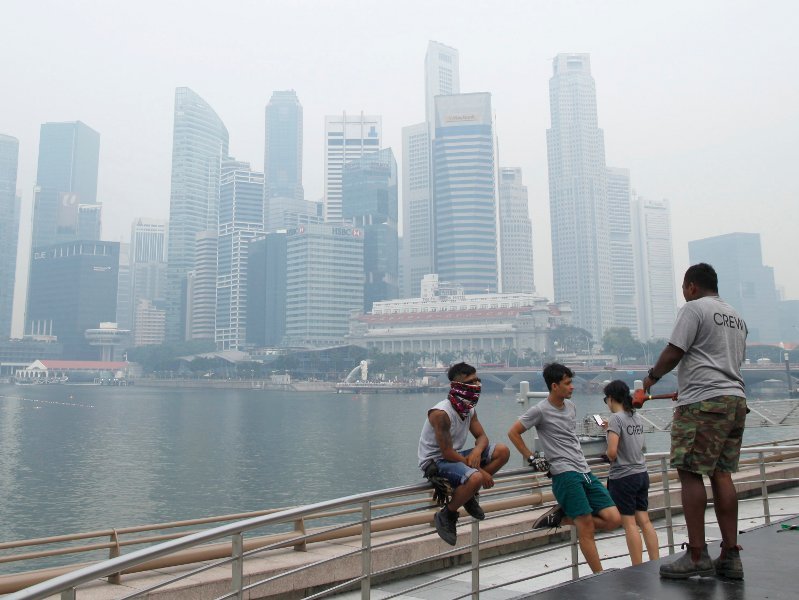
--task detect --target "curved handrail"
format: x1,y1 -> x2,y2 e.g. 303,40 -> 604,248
7,446 -> 799,600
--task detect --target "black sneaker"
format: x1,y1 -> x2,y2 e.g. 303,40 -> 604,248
434,507 -> 458,545
532,505 -> 564,530
463,496 -> 485,520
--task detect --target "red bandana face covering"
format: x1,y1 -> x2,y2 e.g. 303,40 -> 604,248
449,381 -> 481,418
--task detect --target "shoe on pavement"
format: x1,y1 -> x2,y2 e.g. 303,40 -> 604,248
532,505 -> 564,530
714,543 -> 744,580
463,495 -> 485,520
659,543 -> 715,579
434,507 -> 458,545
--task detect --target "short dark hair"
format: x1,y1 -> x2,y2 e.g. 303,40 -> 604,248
684,263 -> 718,293
603,379 -> 634,413
543,363 -> 573,391
448,362 -> 476,382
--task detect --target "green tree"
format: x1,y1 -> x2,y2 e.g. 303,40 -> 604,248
602,327 -> 639,363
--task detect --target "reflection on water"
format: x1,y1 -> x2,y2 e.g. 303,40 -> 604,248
0,384 -> 796,552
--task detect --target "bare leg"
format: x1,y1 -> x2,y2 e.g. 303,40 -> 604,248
592,505 -> 621,531
678,469 -> 708,560
482,443 -> 510,475
447,470 -> 483,512
635,510 -> 660,561
573,514 -> 603,573
709,471 -> 739,549
621,514 -> 643,565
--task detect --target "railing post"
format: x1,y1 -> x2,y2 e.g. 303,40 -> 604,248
61,589 -> 76,600
759,451 -> 771,525
107,529 -> 122,584
231,532 -> 243,600
661,457 -> 675,555
471,519 -> 480,599
293,518 -> 307,551
570,525 -> 579,580
361,500 -> 372,600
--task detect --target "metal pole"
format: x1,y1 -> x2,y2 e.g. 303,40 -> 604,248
231,533 -> 243,600
471,519 -> 480,599
785,352 -> 793,398
361,501 -> 372,600
61,589 -> 76,600
661,457 -> 675,554
570,525 -> 579,580
759,452 -> 771,525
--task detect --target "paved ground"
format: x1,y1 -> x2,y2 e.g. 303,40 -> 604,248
333,491 -> 799,599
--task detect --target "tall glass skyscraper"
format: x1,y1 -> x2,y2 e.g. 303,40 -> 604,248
216,159 -> 265,350
342,148 -> 399,312
498,167 -> 535,294
130,218 -> 168,344
31,121 -> 101,250
264,90 -> 304,202
546,54 -> 613,340
433,92 -> 498,294
0,134 -> 20,340
607,167 -> 638,336
425,41 -> 460,132
165,87 -> 229,342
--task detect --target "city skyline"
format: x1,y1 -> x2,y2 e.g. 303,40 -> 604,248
2,1 -> 798,338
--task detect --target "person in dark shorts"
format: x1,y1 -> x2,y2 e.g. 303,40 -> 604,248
508,363 -> 621,573
418,362 -> 510,546
602,380 -> 659,565
643,263 -> 748,580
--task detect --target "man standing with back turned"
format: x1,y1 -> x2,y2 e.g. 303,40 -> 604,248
644,263 -> 748,580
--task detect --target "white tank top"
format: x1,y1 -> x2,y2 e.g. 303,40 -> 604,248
417,399 -> 473,470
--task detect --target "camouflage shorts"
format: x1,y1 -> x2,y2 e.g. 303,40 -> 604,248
670,396 -> 747,476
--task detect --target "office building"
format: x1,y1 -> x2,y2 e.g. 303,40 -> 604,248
265,196 -> 322,231
0,134 -> 20,340
546,53 -> 613,340
216,160 -> 265,350
689,232 -> 780,343
133,299 -> 166,347
247,232 -> 288,348
425,41 -> 460,132
283,223 -> 364,347
25,241 -> 119,359
606,167 -> 638,336
631,196 -> 677,340
185,231 -> 217,341
323,112 -> 381,222
165,87 -> 229,342
342,148 -> 399,312
31,121 -> 101,249
264,90 -> 304,201
498,167 -> 535,294
400,122 -> 433,298
115,243 -> 132,332
433,93 -> 498,294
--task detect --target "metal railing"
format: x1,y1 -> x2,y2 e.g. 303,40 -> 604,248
4,445 -> 799,600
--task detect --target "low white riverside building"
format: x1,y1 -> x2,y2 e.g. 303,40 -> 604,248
347,274 -> 571,356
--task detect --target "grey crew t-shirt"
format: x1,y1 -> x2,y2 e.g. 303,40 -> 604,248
518,398 -> 589,475
606,411 -> 648,480
669,295 -> 747,406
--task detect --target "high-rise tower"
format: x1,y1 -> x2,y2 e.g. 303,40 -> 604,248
165,87 -> 229,341
0,134 -> 20,340
606,167 -> 638,336
546,54 -> 613,340
264,90 -> 304,201
425,41 -> 460,132
498,167 -> 535,294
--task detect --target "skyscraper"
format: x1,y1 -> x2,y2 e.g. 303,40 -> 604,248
400,122 -> 433,298
31,121 -> 101,250
546,53 -> 613,340
264,90 -> 304,201
342,148 -> 399,312
630,196 -> 677,340
0,134 -> 19,340
689,232 -> 780,343
425,41 -> 460,131
130,218 -> 168,345
115,242 -> 132,332
216,159 -> 265,350
433,93 -> 498,294
323,112 -> 381,222
165,87 -> 229,342
185,231 -> 217,341
498,167 -> 535,294
247,232 -> 287,348
606,167 -> 638,336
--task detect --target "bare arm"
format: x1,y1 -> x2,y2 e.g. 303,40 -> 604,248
605,431 -> 620,461
643,343 -> 685,390
429,410 -> 468,464
508,420 -> 532,459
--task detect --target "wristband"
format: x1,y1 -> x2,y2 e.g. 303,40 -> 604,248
647,368 -> 661,382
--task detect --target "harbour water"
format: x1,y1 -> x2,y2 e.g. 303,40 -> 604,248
0,383 -> 796,558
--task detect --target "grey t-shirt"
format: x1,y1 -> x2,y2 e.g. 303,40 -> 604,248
418,399 -> 474,470
518,398 -> 589,475
606,411 -> 648,480
669,295 -> 747,406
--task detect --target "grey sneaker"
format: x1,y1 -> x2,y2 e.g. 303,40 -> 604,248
463,495 -> 485,520
659,543 -> 715,579
714,544 -> 744,580
532,505 -> 564,530
434,507 -> 458,545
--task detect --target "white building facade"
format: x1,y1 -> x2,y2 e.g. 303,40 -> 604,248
606,167 -> 638,336
498,167 -> 535,294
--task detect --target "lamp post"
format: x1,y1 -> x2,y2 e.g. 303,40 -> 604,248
785,351 -> 793,398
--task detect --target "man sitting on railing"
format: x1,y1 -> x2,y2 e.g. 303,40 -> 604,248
508,362 -> 621,573
418,362 -> 511,545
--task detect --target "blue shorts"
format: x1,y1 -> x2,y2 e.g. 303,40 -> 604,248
434,444 -> 497,487
607,472 -> 650,516
551,471 -> 615,518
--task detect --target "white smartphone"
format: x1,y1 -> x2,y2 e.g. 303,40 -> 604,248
593,414 -> 604,426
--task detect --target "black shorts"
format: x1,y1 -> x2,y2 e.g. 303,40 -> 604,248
607,472 -> 650,516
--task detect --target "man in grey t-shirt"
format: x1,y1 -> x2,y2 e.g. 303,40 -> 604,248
643,263 -> 748,580
508,363 -> 620,573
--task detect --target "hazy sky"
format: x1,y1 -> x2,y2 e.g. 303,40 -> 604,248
3,0 -> 798,333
